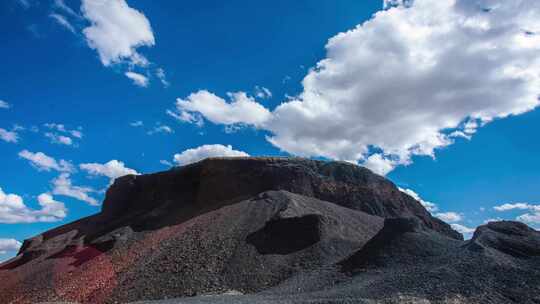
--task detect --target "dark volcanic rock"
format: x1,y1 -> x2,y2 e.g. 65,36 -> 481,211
246,214 -> 323,255
101,157 -> 460,239
2,157 -> 538,304
339,217 -> 456,270
137,219 -> 540,304
0,190 -> 383,303
467,220 -> 540,258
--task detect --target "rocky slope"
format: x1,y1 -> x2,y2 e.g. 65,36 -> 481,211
0,157 -> 538,304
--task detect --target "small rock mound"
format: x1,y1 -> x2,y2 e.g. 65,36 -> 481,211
340,217 -> 457,271
468,221 -> 540,258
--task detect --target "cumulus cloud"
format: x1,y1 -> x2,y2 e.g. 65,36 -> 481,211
398,187 -> 438,212
49,13 -> 75,33
168,91 -> 272,127
174,0 -> 540,175
0,188 -> 67,224
0,128 -> 18,143
435,212 -> 463,223
51,173 -> 98,206
494,202 -> 540,224
81,0 -> 154,67
80,160 -> 139,183
518,213 -> 540,224
42,123 -> 82,146
0,239 -> 22,255
0,100 -> 10,109
18,150 -> 74,173
494,203 -> 540,212
173,144 -> 250,166
450,223 -> 476,236
364,154 -> 400,176
45,132 -> 73,146
44,123 -> 83,138
125,71 -> 149,87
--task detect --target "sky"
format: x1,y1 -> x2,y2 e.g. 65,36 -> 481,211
1,0 -> 540,261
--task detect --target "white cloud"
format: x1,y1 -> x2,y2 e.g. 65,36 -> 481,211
517,213 -> 540,224
44,123 -> 67,132
494,203 -> 540,212
169,91 -> 272,127
45,132 -> 73,146
398,187 -> 438,212
254,86 -> 272,99
173,144 -> 250,166
18,150 -> 74,173
44,123 -> 83,140
35,193 -> 68,221
167,109 -> 203,127
174,0 -> 540,174
125,71 -> 149,87
435,212 -> 463,223
0,187 -> 67,224
383,0 -> 413,9
70,130 -> 83,139
0,128 -> 18,143
81,0 -> 155,67
80,160 -> 139,183
450,223 -> 476,235
0,100 -> 10,109
0,239 -> 22,255
51,173 -> 98,206
147,124 -> 173,135
364,154 -> 400,176
49,13 -> 75,33
130,121 -> 144,127
41,123 -> 82,146
156,68 -> 170,87
494,202 -> 540,225
159,159 -> 173,167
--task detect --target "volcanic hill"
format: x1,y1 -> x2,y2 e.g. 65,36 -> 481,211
1,157 -> 539,304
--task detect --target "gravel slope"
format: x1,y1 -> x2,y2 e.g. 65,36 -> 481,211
135,220 -> 540,304
2,158 -> 538,303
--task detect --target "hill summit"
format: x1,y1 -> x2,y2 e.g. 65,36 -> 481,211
1,158 -> 539,304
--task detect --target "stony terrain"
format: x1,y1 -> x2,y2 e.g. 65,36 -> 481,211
0,157 -> 539,304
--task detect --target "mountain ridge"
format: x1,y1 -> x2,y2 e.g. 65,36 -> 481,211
1,157 -> 538,304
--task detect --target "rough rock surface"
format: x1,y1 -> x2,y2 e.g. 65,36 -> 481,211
136,219 -> 540,304
101,157 -> 459,239
0,158 -> 538,304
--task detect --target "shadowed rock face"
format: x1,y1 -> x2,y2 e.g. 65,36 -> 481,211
246,214 -> 323,255
468,221 -> 540,258
331,219 -> 540,304
7,158 -> 539,304
101,157 -> 461,239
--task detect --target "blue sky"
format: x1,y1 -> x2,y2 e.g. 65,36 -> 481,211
1,0 -> 540,260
